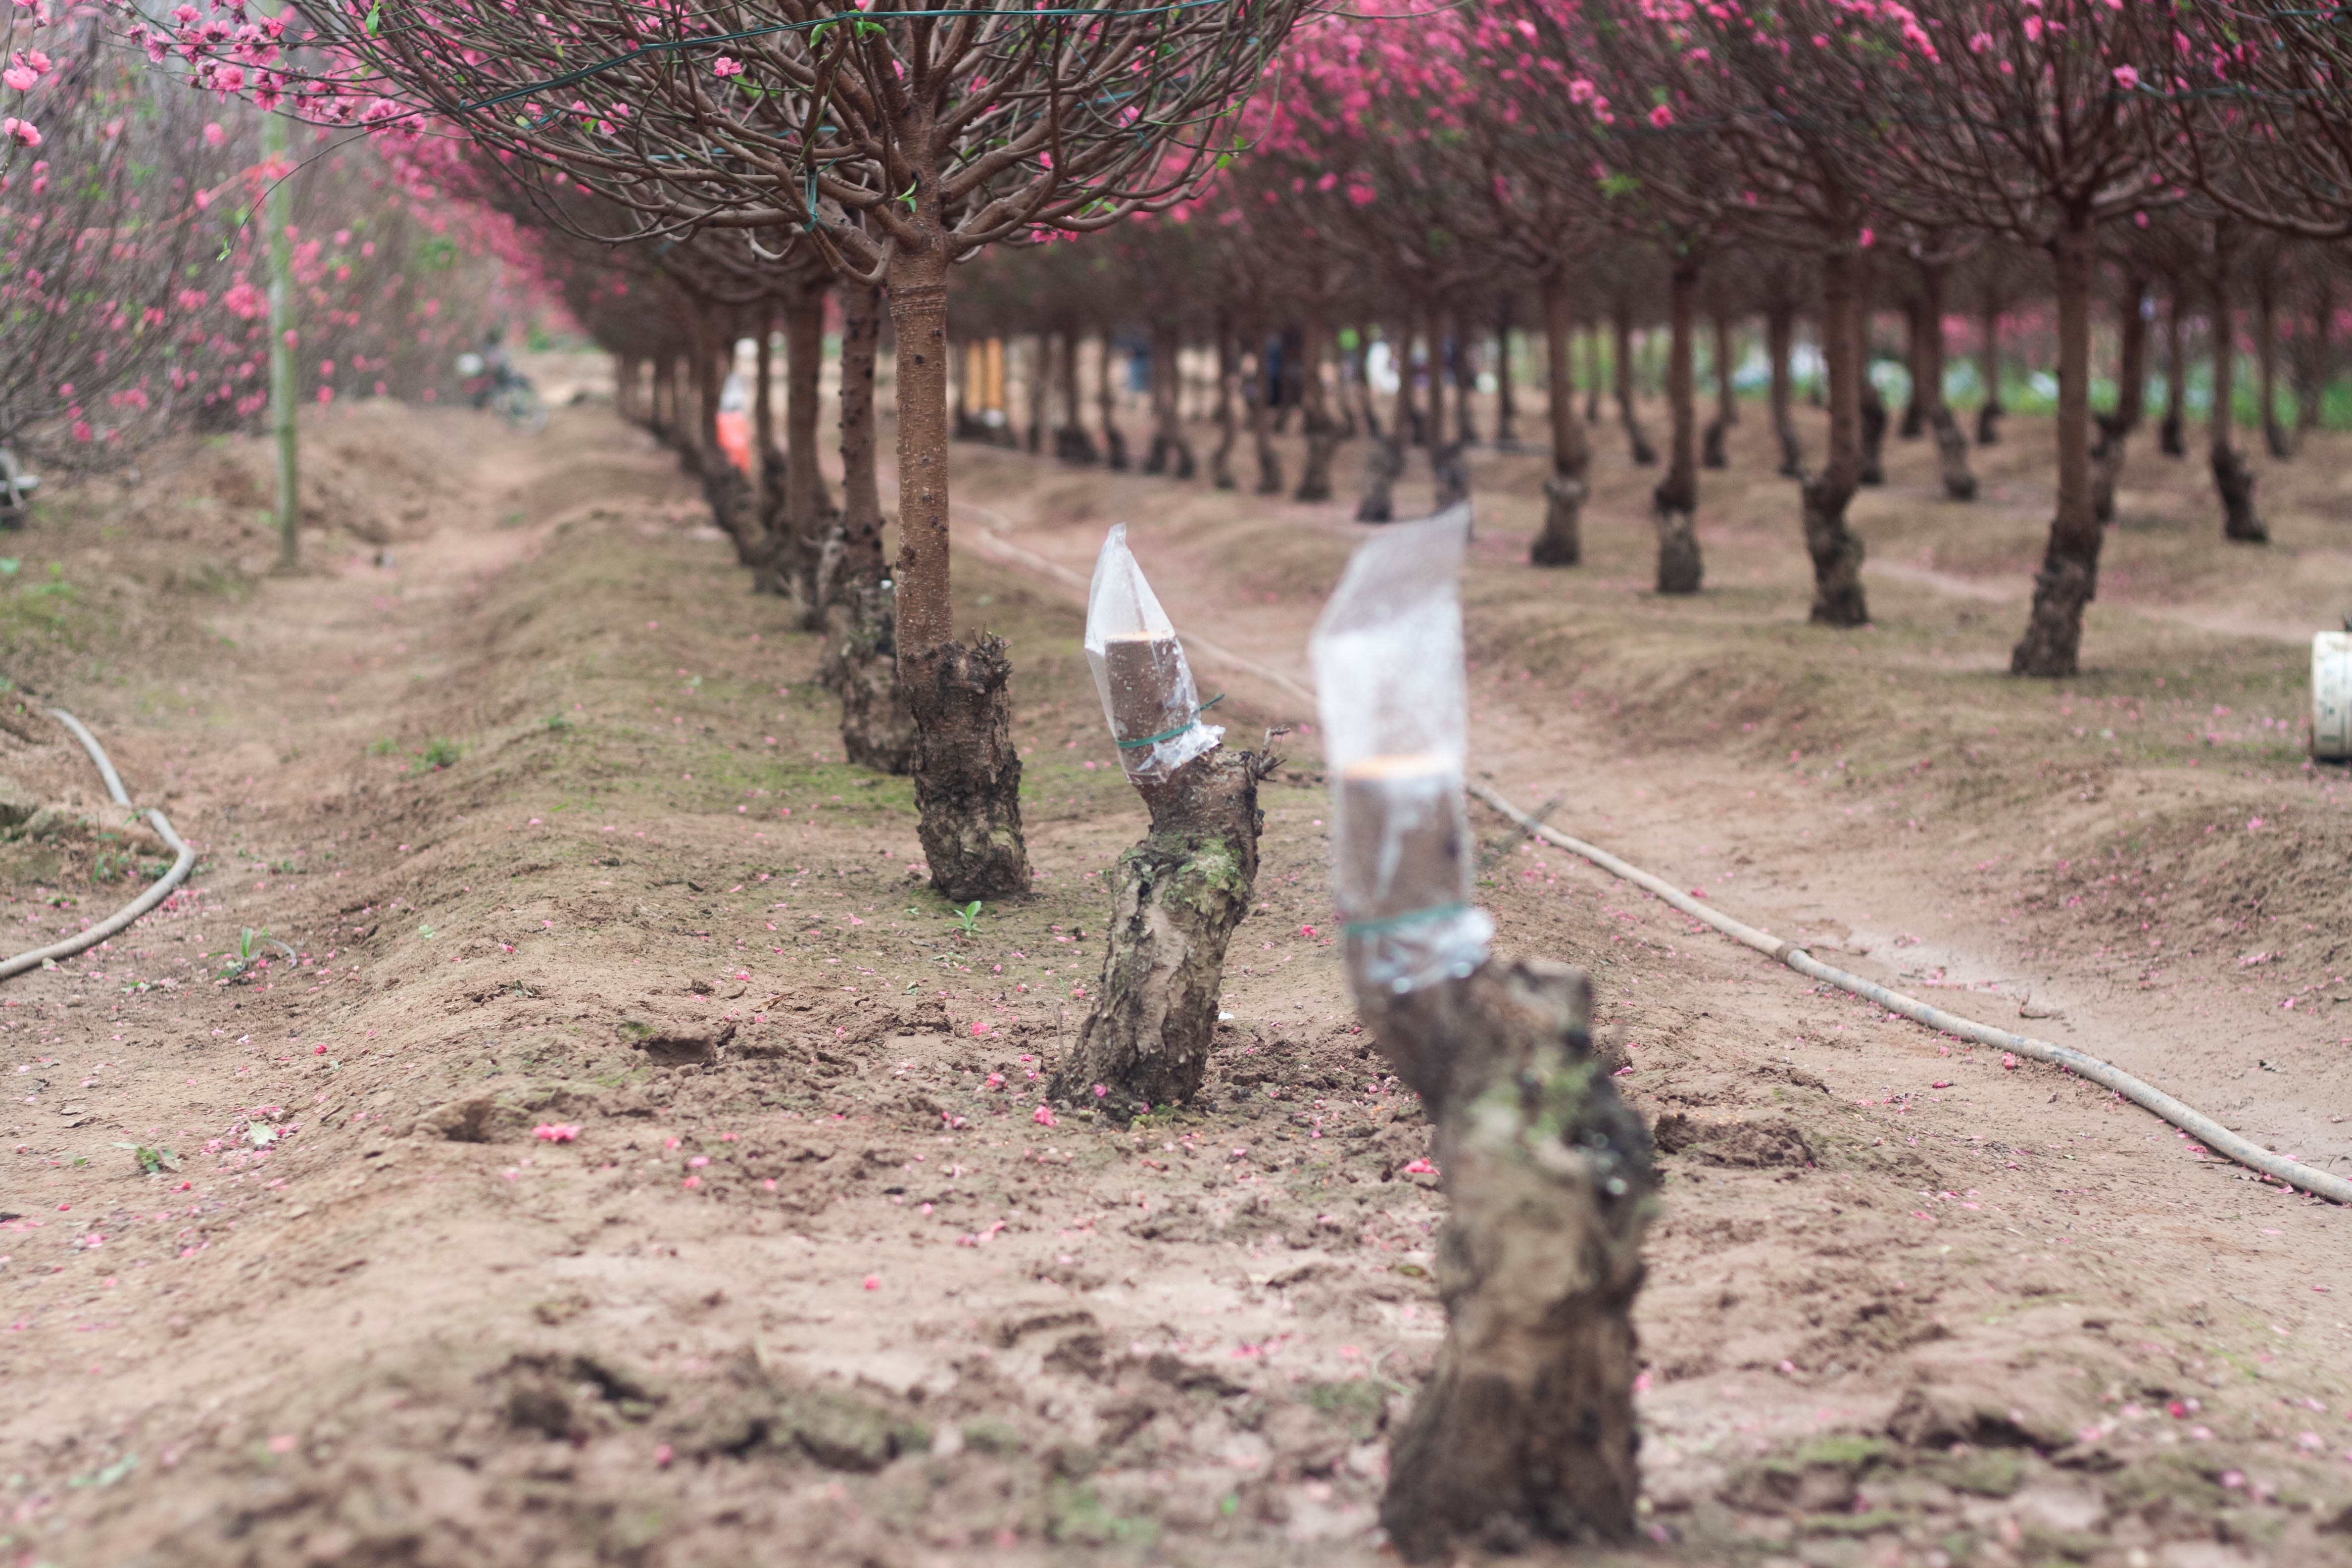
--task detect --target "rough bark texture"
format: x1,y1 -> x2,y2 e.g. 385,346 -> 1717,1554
819,283 -> 905,774
2010,204 -> 2105,678
1611,306 -> 1657,465
1653,261 -> 1703,595
1049,747 -> 1263,1117
1767,305 -> 1803,478
1806,246 -> 1869,629
1357,437 -> 1403,524
1531,274 -> 1588,567
904,634 -> 1029,901
2090,276 -> 2148,526
1361,958 -> 1654,1563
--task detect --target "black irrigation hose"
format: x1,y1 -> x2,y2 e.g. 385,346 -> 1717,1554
0,712 -> 197,981
1468,781 -> 2352,1208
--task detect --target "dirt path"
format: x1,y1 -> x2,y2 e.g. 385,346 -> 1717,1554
2,389 -> 2347,1568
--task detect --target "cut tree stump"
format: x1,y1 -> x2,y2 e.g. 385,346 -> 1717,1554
1356,956 -> 1655,1562
1049,746 -> 1264,1117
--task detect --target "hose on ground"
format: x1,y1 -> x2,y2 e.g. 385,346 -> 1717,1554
0,710 -> 197,981
1468,781 -> 2351,1207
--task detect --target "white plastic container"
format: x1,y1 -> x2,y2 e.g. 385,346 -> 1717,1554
2315,632 -> 2352,762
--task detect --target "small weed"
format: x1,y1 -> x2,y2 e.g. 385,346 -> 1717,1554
0,559 -> 18,576
949,900 -> 982,936
270,858 -> 296,874
417,924 -> 437,940
545,713 -> 573,732
219,927 -> 295,980
367,737 -> 396,757
412,737 -> 461,772
118,1142 -> 181,1176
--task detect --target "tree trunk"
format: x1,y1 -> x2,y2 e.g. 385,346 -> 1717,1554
1296,299 -> 1341,503
1531,272 -> 1589,567
818,282 -> 912,776
1857,374 -> 1888,486
2257,276 -> 2291,460
1210,316 -> 1239,491
2161,284 -> 2189,457
1248,340 -> 1284,497
1026,331 -> 1049,454
694,314 -> 759,565
765,283 -> 835,611
2207,250 -> 2267,545
1050,747 -> 1263,1117
1452,302 -> 1480,447
1899,295 -> 1928,439
1363,957 -> 1654,1564
1152,325 -> 1195,479
1805,245 -> 1869,628
2296,278 -> 2332,435
755,306 -> 788,541
1768,304 -> 1802,477
887,241 -> 1032,899
2010,203 -> 2106,678
2090,274 -> 2147,524
1054,331 -> 1098,464
1098,330 -> 1130,471
1611,304 -> 1657,465
1653,259 -> 1703,595
1702,310 -> 1735,469
1494,297 -> 1519,447
1917,262 -> 1976,501
1359,313 -> 1412,523
1976,287 -> 2004,445
1582,327 -> 1602,424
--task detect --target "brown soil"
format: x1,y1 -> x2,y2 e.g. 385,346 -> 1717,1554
0,383 -> 2348,1568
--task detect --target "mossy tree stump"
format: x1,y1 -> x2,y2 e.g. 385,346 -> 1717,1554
1356,957 -> 1656,1562
905,633 -> 1029,902
1049,746 -> 1264,1117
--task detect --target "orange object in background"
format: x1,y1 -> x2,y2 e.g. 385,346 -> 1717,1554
715,409 -> 752,475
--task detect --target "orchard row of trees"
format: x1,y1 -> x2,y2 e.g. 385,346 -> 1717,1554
1,14 -> 553,479
19,0 -> 2352,1553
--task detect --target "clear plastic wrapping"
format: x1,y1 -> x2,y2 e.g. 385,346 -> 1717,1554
1307,504 -> 1492,995
1084,525 -> 1223,781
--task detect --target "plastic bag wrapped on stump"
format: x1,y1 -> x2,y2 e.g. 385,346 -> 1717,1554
1085,525 -> 1223,781
1308,504 -> 1493,998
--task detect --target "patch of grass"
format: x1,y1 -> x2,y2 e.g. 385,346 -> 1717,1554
412,737 -> 461,772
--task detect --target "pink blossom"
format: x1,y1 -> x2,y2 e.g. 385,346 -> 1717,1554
202,121 -> 225,145
1031,1105 -> 1056,1127
2112,63 -> 2140,91
1,116 -> 38,148
711,55 -> 743,78
862,1274 -> 879,1289
532,1123 -> 579,1142
2,64 -> 34,92
1647,102 -> 1674,128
